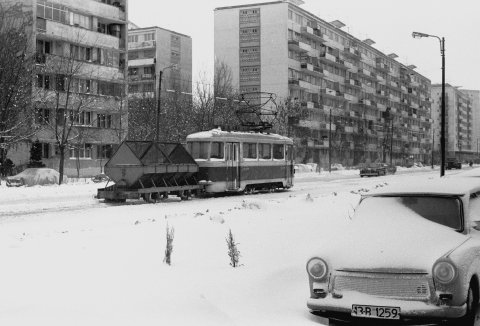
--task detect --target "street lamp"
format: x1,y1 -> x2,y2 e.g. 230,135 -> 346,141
156,64 -> 177,141
412,31 -> 446,176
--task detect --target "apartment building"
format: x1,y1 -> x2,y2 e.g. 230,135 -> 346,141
4,0 -> 128,177
214,0 -> 433,167
462,90 -> 480,158
431,85 -> 477,161
127,26 -> 192,98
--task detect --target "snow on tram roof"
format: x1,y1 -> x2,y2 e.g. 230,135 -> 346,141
186,129 -> 292,142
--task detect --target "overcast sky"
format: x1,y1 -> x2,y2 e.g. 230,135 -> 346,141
129,0 -> 479,90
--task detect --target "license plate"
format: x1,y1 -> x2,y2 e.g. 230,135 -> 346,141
351,304 -> 400,320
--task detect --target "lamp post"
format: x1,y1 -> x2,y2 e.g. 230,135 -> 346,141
155,64 -> 177,141
328,106 -> 332,173
412,31 -> 446,176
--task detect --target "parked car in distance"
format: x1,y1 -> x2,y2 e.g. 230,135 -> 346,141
359,163 -> 393,177
306,179 -> 480,325
446,157 -> 462,170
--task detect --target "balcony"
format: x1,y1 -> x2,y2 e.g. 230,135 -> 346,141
300,63 -> 326,77
128,40 -> 156,50
321,88 -> 339,97
376,89 -> 387,97
359,99 -> 371,106
64,0 -> 126,22
288,39 -> 309,53
343,47 -> 361,59
300,26 -> 324,42
288,78 -> 300,88
346,79 -> 361,88
377,102 -> 387,111
343,61 -> 358,72
45,20 -> 121,49
319,52 -> 337,63
344,93 -> 357,102
375,62 -> 390,73
129,58 -> 156,67
389,94 -> 400,103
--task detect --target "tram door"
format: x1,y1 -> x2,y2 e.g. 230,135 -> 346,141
225,142 -> 240,190
286,144 -> 294,186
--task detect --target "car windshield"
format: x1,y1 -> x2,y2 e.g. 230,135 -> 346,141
356,195 -> 463,230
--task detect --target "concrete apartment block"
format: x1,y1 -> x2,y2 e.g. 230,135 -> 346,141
214,0 -> 433,167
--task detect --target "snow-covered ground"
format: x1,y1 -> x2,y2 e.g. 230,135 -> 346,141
0,167 -> 473,326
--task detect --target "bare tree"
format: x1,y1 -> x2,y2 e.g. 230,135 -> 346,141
191,60 -> 239,132
0,2 -> 37,166
127,93 -> 156,141
35,32 -> 111,184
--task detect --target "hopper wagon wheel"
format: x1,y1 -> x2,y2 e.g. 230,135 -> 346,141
179,190 -> 190,201
142,193 -> 155,203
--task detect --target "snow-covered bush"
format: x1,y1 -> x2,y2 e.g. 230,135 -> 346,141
163,224 -> 175,265
226,229 -> 241,268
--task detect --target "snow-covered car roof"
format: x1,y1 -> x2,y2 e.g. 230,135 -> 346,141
367,178 -> 480,197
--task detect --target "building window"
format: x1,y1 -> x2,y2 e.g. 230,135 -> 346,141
36,74 -> 50,89
129,84 -> 139,93
128,35 -> 138,43
97,114 -> 112,128
36,1 -> 68,24
144,66 -> 154,74
41,143 -> 50,159
143,83 -> 154,92
97,144 -> 113,159
144,33 -> 155,41
143,49 -> 155,58
70,143 -> 92,159
35,108 -> 50,124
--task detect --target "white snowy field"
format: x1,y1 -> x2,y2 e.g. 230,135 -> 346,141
0,167 -> 471,326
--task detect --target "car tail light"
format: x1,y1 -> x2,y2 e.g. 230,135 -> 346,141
307,258 -> 328,281
433,261 -> 456,284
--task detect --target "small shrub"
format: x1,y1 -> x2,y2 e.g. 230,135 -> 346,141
163,224 -> 175,265
226,229 -> 241,268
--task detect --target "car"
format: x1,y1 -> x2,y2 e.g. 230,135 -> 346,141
446,158 -> 462,170
306,179 -> 480,325
359,163 -> 387,177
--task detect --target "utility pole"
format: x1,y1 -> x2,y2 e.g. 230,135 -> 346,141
389,118 -> 394,166
328,107 -> 332,173
156,70 -> 163,142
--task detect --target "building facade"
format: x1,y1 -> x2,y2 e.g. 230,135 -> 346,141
127,26 -> 192,98
431,85 -> 477,162
4,0 -> 129,177
214,0 -> 433,167
462,90 -> 480,160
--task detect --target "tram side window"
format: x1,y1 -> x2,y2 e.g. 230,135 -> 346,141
258,143 -> 271,159
243,142 -> 257,159
210,142 -> 224,159
188,141 -> 208,159
273,144 -> 284,160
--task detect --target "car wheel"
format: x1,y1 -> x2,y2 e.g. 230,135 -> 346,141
456,284 -> 479,326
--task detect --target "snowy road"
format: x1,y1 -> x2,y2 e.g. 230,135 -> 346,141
0,167 -> 441,219
0,167 -> 473,326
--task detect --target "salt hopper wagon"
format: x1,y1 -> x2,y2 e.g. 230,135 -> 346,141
97,141 -> 204,202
